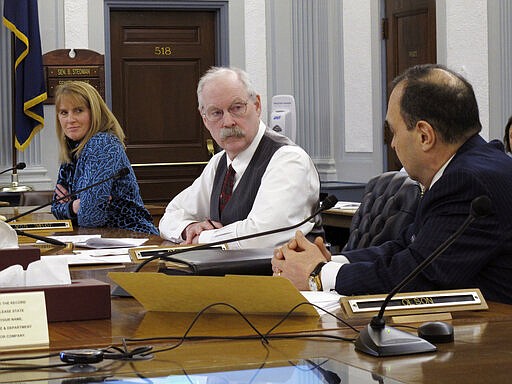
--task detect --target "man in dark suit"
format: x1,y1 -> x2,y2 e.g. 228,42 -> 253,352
272,64 -> 512,304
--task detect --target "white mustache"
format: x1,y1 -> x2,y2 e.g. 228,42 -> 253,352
220,127 -> 245,139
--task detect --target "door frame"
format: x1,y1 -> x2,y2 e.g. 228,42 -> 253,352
104,0 -> 229,108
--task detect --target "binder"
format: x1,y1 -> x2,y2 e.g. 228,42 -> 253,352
132,247 -> 274,276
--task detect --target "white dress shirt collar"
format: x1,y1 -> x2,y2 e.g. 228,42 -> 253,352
429,153 -> 455,189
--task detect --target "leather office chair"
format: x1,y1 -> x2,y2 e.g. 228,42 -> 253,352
19,191 -> 54,206
342,171 -> 421,252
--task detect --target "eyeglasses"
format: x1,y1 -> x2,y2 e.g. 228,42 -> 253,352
202,100 -> 249,122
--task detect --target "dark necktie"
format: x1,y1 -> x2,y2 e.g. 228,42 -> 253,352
219,164 -> 236,214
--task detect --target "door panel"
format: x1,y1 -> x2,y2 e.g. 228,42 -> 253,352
384,0 -> 436,171
110,10 -> 216,204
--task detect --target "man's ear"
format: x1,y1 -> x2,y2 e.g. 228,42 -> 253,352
198,107 -> 207,125
254,94 -> 262,116
416,120 -> 435,151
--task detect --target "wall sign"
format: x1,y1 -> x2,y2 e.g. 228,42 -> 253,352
42,49 -> 105,104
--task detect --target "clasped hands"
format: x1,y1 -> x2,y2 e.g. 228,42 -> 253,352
271,230 -> 331,290
55,183 -> 80,214
181,219 -> 223,245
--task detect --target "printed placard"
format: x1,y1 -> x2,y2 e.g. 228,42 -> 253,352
0,291 -> 49,351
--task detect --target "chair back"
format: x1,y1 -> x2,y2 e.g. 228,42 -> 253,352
342,171 -> 421,251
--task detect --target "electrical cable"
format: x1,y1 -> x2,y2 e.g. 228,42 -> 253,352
0,301 -> 359,372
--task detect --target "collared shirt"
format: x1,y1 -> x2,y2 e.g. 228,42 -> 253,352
320,155 -> 455,292
159,121 -> 320,249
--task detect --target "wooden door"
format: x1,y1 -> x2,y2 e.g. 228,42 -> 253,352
384,0 -> 436,170
110,10 -> 216,204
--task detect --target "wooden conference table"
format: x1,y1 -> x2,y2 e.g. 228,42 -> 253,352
1,209 -> 512,383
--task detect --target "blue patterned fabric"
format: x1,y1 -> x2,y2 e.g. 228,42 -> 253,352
51,133 -> 158,235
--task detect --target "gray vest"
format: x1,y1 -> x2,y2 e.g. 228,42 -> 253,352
209,130 -> 325,240
210,130 -> 291,223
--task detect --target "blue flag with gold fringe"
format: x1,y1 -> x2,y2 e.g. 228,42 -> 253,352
2,0 -> 47,151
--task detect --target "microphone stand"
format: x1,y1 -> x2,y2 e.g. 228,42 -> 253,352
1,33 -> 32,194
5,167 -> 129,223
4,168 -> 129,246
354,196 -> 491,357
1,161 -> 32,193
134,195 -> 339,272
15,229 -> 66,247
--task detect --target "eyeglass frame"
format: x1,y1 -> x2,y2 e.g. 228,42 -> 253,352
200,98 -> 254,123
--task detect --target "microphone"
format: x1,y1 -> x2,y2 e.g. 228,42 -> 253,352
5,167 -> 130,223
0,162 -> 26,175
354,195 -> 492,357
14,229 -> 67,247
134,195 -> 339,272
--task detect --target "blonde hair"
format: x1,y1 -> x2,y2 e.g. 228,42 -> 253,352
55,81 -> 125,163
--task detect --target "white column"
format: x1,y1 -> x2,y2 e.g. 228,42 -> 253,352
444,0 -> 489,139
342,0 -> 373,152
244,0 -> 268,123
64,0 -> 89,49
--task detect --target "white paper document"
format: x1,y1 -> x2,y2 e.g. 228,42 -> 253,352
74,237 -> 148,249
37,235 -> 148,249
42,248 -> 132,265
299,291 -> 343,315
333,201 -> 361,210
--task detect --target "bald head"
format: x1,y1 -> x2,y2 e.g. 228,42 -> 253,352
392,64 -> 482,144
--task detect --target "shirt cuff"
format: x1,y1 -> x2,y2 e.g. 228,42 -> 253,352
321,255 -> 350,292
168,220 -> 195,243
198,226 -> 238,247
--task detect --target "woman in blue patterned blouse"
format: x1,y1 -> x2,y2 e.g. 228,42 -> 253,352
51,81 -> 158,235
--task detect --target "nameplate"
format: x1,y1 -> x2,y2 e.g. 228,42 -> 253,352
129,245 -> 226,263
340,289 -> 488,320
9,220 -> 73,232
47,66 -> 101,77
43,49 -> 105,103
0,291 -> 49,351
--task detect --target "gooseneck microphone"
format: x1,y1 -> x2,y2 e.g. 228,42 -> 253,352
355,195 -> 492,357
14,229 -> 67,246
6,167 -> 129,224
134,195 -> 339,272
0,162 -> 26,175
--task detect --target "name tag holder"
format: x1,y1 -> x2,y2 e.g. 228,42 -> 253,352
9,220 -> 73,243
340,288 -> 488,323
129,245 -> 226,263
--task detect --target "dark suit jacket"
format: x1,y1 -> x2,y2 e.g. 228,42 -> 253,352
339,135 -> 512,304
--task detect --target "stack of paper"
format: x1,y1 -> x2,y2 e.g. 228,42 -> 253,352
300,291 -> 343,315
332,201 -> 361,213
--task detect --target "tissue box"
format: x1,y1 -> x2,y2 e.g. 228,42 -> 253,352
0,246 -> 40,270
0,279 -> 111,322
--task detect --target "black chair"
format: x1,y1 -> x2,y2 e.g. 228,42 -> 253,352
19,191 -> 54,206
342,171 -> 421,252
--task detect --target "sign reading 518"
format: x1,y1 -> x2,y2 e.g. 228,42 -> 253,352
154,46 -> 172,56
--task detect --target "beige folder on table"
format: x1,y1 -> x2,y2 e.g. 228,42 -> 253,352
108,272 -> 318,316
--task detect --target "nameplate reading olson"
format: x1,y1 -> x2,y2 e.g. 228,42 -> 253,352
347,291 -> 483,313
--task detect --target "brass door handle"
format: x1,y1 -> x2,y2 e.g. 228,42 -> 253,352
206,139 -> 215,157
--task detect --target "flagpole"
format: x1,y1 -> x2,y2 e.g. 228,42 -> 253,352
1,32 -> 32,193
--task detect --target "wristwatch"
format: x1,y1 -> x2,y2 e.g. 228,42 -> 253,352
308,262 -> 326,291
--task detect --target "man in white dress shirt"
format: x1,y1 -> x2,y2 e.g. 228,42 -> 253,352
159,67 -> 320,249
